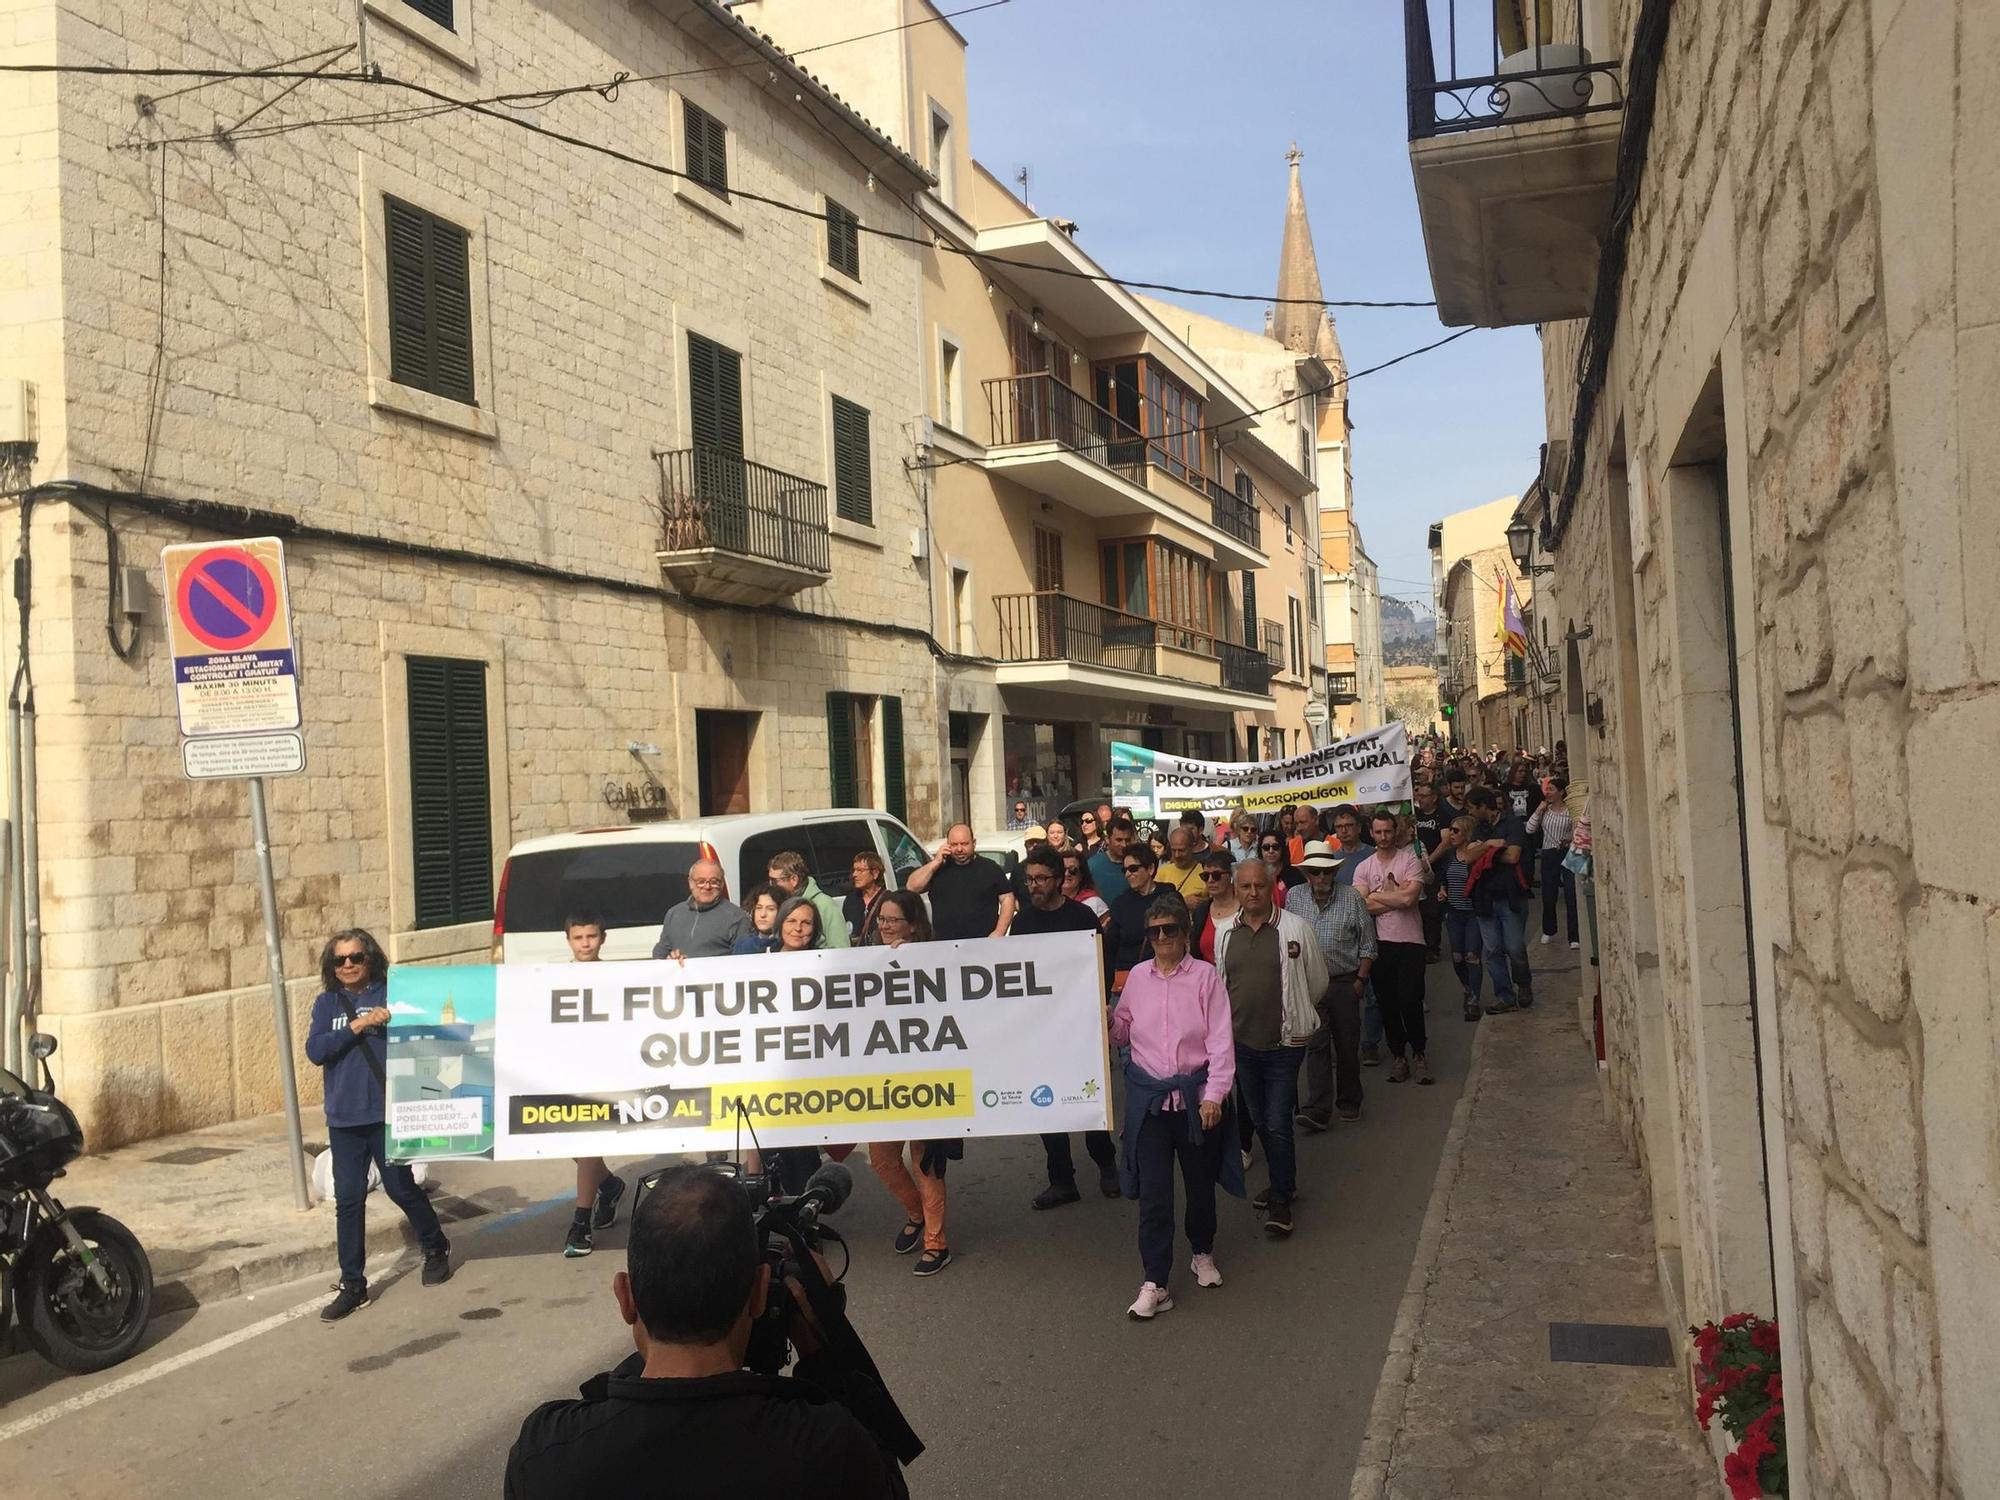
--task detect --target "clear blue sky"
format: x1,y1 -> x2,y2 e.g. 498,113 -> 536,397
960,0 -> 1546,610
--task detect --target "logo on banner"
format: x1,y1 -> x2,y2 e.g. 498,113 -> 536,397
1030,1085 -> 1054,1107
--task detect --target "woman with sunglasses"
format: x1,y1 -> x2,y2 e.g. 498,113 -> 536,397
1189,849 -> 1259,1171
865,893 -> 957,1276
1059,850 -> 1109,922
1078,808 -> 1103,854
1111,896 -> 1241,1319
305,929 -> 453,1322
1258,832 -> 1302,906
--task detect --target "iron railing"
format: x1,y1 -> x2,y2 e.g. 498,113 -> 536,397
1404,0 -> 1623,140
993,591 -> 1274,697
1329,671 -> 1360,703
985,374 -> 1263,551
1204,475 -> 1261,547
1261,618 -> 1286,670
656,446 -> 830,576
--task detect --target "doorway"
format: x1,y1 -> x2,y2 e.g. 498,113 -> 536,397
695,710 -> 755,815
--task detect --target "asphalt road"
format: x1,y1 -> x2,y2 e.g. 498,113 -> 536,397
0,963 -> 1471,1500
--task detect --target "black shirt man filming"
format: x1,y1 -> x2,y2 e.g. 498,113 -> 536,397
506,1165 -> 909,1499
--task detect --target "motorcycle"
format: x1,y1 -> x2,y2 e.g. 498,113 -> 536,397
0,1033 -> 153,1373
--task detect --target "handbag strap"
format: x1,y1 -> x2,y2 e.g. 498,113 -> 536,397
335,991 -> 387,1085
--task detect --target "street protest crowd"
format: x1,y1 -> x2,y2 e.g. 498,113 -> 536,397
305,739 -> 1586,1331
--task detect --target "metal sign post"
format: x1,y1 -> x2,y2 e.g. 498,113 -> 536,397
162,538 -> 312,1211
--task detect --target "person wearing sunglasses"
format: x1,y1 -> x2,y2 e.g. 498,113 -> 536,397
1058,850 -> 1109,921
1077,808 -> 1103,854
1012,847 -> 1120,1208
1258,833 -> 1302,905
1110,897 -> 1241,1319
1105,842 -> 1168,985
305,928 -> 453,1322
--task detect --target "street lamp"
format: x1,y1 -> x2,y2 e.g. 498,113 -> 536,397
1506,516 -> 1555,578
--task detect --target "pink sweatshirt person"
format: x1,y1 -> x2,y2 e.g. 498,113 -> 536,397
1111,953 -> 1236,1108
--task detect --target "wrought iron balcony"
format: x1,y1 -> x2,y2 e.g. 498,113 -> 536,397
992,591 -> 1273,703
1204,475 -> 1261,548
1403,0 -> 1624,328
1329,671 -> 1360,704
655,446 -> 830,605
980,374 -> 1267,568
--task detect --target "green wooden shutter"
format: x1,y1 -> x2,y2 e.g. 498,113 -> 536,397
408,656 -> 493,929
881,696 -> 906,821
1242,572 -> 1259,648
385,195 -> 475,406
831,396 -> 872,525
684,101 -> 728,196
827,692 -> 857,806
687,333 -> 744,458
404,0 -> 454,28
826,199 -> 860,279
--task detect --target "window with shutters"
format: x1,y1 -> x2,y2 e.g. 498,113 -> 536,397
406,656 -> 492,929
1242,572 -> 1259,649
825,198 -> 860,280
684,101 -> 729,198
384,195 -> 476,407
880,697 -> 907,822
826,692 -> 881,809
685,331 -> 746,516
401,0 -> 453,29
830,396 -> 872,527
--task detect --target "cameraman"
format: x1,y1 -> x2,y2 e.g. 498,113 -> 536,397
505,1165 -> 908,1499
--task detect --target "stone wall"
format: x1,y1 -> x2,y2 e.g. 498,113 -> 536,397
6,0 -> 938,1146
1542,0 -> 1995,1494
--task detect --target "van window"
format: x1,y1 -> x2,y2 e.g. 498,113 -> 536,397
737,828 -> 810,900
808,820 -> 878,895
501,842 -> 701,933
878,822 -> 927,882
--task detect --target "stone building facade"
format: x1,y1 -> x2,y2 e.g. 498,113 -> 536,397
1408,0 -> 1999,1494
1,0 -> 936,1144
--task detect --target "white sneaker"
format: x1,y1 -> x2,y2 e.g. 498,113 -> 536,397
1127,1282 -> 1174,1320
1240,1149 -> 1253,1172
1539,934 -> 1553,944
1191,1253 -> 1223,1288
1569,941 -> 1580,950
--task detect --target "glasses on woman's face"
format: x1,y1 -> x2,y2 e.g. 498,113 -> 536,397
1082,815 -> 1097,828
877,913 -> 909,928
334,952 -> 366,967
1202,870 -> 1228,882
1260,841 -> 1281,853
1122,862 -> 1146,874
1146,923 -> 1185,940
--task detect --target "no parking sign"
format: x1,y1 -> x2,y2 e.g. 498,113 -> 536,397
162,538 -> 304,776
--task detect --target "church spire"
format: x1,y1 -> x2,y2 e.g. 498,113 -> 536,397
1272,146 -> 1347,378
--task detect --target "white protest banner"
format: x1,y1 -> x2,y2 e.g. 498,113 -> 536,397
1110,721 -> 1412,817
385,931 -> 1110,1162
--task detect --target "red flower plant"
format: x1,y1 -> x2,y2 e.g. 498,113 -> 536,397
1691,1313 -> 1787,1498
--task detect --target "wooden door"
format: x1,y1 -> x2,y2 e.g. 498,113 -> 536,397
696,710 -> 752,815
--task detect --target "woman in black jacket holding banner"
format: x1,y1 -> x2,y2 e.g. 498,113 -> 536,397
303,928 -> 452,1323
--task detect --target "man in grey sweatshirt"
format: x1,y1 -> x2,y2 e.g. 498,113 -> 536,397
651,859 -> 753,958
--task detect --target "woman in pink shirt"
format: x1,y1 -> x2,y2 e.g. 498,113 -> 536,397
1354,811 -> 1433,1085
1110,895 -> 1242,1320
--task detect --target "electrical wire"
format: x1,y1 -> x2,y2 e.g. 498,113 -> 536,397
50,51 -> 1436,311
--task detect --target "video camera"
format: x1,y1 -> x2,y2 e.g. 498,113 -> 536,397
632,1156 -> 923,1467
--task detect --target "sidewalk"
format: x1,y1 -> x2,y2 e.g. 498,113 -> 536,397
57,1114 -> 582,1311
1350,950 -> 1720,1499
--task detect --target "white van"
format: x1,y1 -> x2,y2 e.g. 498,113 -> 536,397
492,809 -> 931,963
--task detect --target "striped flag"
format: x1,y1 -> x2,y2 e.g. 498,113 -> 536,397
1497,572 -> 1528,658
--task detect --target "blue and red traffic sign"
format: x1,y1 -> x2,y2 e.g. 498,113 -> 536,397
162,538 -> 303,753
174,546 -> 280,652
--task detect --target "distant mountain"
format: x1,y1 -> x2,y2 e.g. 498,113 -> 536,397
1379,595 -> 1435,664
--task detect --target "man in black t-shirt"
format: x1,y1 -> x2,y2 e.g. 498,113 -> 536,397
1010,846 -> 1119,1210
506,1166 -> 907,1500
904,824 -> 1016,940
1411,779 -> 1446,961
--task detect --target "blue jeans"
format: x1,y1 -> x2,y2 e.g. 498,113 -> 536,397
1234,1043 -> 1305,1201
1476,901 -> 1534,1005
1445,908 -> 1484,998
1539,849 -> 1579,941
1361,982 -> 1383,1051
329,1122 -> 447,1287
1133,1106 -> 1222,1285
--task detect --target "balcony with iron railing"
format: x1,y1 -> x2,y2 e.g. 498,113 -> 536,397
1403,0 -> 1624,327
981,373 -> 1267,569
993,591 -> 1274,706
1329,671 -> 1360,704
655,445 -> 831,605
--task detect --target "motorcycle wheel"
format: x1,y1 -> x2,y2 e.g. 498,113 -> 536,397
19,1209 -> 155,1374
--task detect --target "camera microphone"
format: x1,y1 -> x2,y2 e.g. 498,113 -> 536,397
794,1161 -> 853,1219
